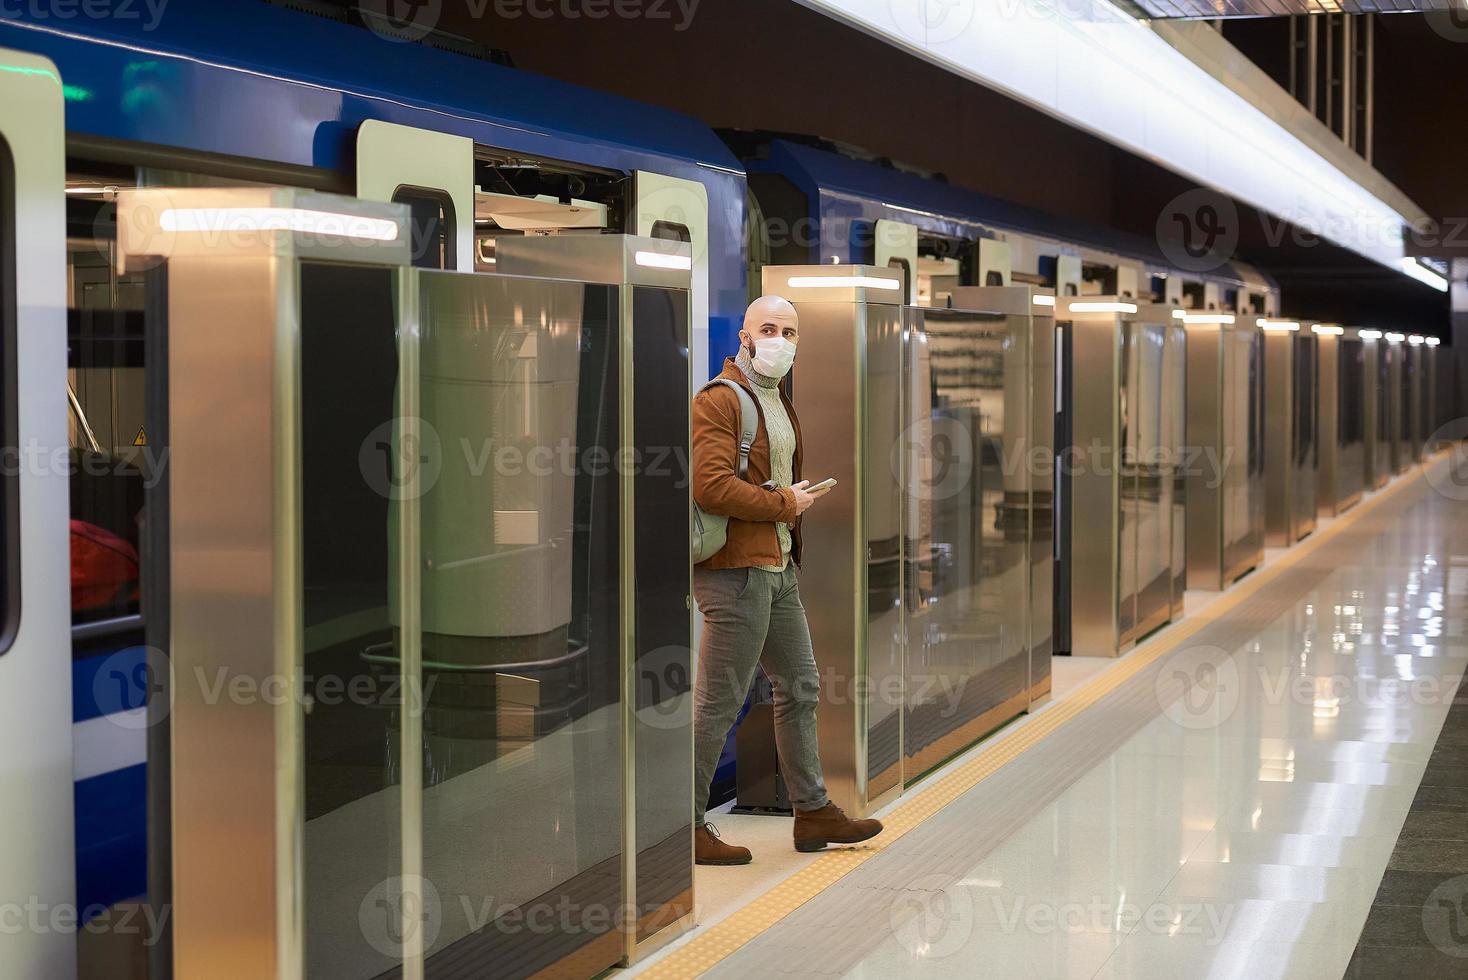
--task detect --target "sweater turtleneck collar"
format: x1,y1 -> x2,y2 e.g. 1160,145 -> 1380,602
735,345 -> 782,389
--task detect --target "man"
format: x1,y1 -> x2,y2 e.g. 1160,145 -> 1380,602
689,294 -> 884,865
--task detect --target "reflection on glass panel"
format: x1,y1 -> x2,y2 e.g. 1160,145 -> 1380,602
630,285 -> 693,939
1339,339 -> 1366,503
1167,323 -> 1187,610
415,272 -> 623,978
1028,319 -> 1055,691
1128,321 -> 1170,639
1293,336 -> 1317,525
866,305 -> 903,798
299,262 -> 404,978
1117,322 -> 1138,642
903,309 -> 1028,781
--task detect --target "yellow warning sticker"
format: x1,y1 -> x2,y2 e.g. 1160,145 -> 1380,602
132,427 -> 147,447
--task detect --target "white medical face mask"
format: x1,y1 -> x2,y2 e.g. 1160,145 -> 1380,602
751,336 -> 797,378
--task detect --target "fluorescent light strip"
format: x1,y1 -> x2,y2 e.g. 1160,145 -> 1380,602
1358,329 -> 1383,340
1182,313 -> 1236,324
799,0 -> 1424,279
1399,257 -> 1449,292
159,207 -> 400,241
1426,337 -> 1441,347
1311,324 -> 1344,335
633,250 -> 692,271
1032,294 -> 1056,307
1068,302 -> 1137,314
1385,332 -> 1406,343
1259,319 -> 1300,331
785,275 -> 902,290
1408,335 -> 1425,345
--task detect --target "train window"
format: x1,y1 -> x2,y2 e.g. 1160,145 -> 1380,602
0,139 -> 17,654
393,185 -> 457,269
66,176 -> 149,627
650,219 -> 690,243
1181,281 -> 1205,309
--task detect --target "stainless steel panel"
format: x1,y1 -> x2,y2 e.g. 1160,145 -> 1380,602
768,265 -> 903,816
114,187 -> 412,980
1067,309 -> 1122,656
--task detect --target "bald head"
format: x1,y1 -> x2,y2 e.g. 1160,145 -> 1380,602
739,295 -> 799,352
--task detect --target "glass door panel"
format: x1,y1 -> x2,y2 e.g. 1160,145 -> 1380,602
414,271 -> 624,978
903,308 -> 1028,780
866,304 -> 904,798
629,284 -> 693,939
299,261 -> 406,978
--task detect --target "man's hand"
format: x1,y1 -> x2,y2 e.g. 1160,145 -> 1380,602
790,479 -> 829,516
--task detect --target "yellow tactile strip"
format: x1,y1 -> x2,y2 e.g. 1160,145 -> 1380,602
640,453 -> 1446,980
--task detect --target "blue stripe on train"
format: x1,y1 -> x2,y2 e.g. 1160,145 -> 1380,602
74,764 -> 147,921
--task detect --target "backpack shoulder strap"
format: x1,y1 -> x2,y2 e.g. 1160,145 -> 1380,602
700,378 -> 759,480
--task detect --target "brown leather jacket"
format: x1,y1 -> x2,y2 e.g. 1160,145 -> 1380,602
692,357 -> 804,569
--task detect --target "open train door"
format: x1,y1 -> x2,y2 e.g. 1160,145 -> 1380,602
0,49 -> 75,979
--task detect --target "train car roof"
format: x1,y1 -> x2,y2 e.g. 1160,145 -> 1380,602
755,137 -> 1272,287
2,0 -> 742,173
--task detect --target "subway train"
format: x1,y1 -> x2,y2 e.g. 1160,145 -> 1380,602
0,3 -> 1451,978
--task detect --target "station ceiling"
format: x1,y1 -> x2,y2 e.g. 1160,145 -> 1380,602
1118,0 -> 1456,15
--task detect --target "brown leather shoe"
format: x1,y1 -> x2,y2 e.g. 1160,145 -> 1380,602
695,822 -> 752,866
793,802 -> 883,853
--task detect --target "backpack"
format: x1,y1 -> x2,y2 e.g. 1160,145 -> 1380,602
691,378 -> 759,563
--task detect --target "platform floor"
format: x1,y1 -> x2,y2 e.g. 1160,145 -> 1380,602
628,451 -> 1468,979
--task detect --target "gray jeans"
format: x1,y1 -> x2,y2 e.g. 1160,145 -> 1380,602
692,564 -> 829,822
